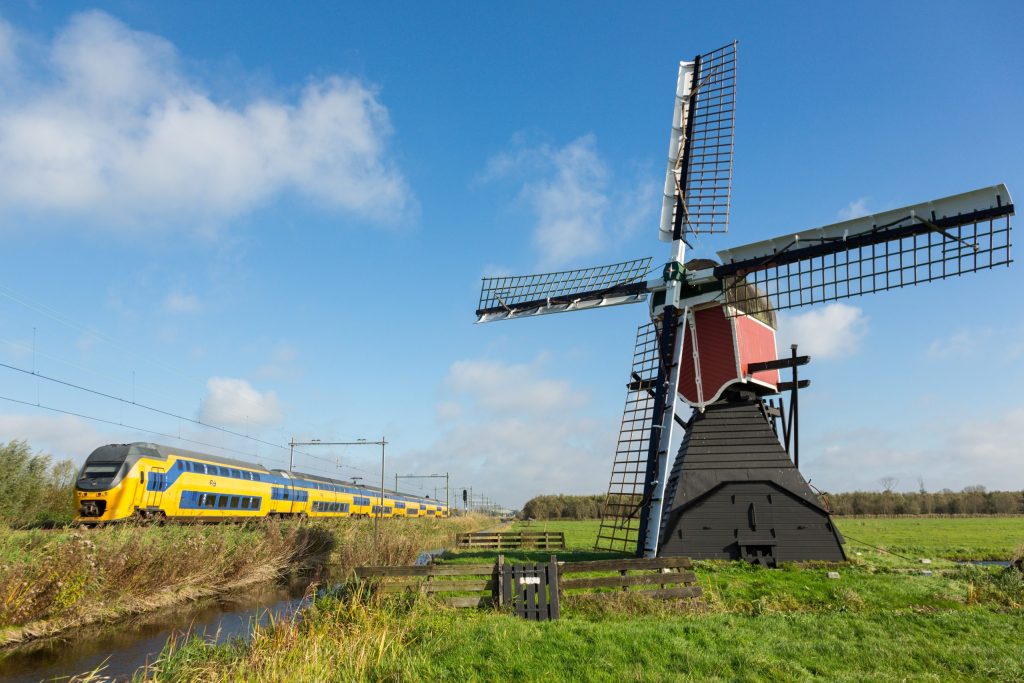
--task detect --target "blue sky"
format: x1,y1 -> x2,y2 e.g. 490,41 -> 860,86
0,1 -> 1021,506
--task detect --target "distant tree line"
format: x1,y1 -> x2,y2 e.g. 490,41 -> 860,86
826,487 -> 1024,516
520,488 -> 1024,520
0,440 -> 77,527
520,494 -> 607,520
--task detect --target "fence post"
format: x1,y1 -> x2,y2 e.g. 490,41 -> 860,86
496,554 -> 504,608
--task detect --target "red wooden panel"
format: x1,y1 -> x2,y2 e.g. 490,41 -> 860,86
678,305 -> 741,406
735,315 -> 779,389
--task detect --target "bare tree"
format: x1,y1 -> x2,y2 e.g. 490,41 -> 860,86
878,476 -> 899,493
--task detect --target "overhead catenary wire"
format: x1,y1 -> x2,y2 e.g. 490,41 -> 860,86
0,392 -> 284,464
0,283 -> 387,481
0,359 -> 312,459
0,281 -> 208,386
0,393 -> 384,483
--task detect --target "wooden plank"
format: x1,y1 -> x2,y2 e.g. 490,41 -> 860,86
355,564 -> 493,577
444,595 -> 493,608
496,554 -> 505,608
559,556 -> 692,572
422,580 -> 496,592
524,563 -> 538,620
560,571 -> 697,590
536,561 -> 547,621
636,586 -> 703,599
548,556 -> 560,620
501,558 -> 513,609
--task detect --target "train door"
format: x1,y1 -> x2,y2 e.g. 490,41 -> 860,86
146,467 -> 165,508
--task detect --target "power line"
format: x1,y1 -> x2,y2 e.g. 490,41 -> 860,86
0,359 -> 316,459
0,392 -> 286,464
0,360 -> 382,479
0,281 -> 208,385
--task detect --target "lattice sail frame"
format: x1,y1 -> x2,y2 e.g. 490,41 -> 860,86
595,323 -> 659,553
660,41 -> 737,241
475,257 -> 652,322
715,185 -> 1014,314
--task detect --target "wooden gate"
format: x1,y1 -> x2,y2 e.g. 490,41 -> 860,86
499,555 -> 560,621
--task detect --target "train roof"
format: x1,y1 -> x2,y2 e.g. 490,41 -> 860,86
114,443 -> 444,505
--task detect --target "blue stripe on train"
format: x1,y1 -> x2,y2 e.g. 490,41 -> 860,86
178,490 -> 263,511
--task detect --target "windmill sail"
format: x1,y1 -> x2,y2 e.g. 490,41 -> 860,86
659,41 -> 737,242
595,323 -> 665,552
476,257 -> 652,323
715,184 -> 1013,314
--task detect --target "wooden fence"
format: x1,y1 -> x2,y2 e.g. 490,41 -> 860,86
354,563 -> 498,608
355,554 -> 702,612
558,556 -> 702,600
455,530 -> 566,550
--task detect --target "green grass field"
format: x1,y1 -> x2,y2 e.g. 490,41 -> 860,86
138,516 -> 1024,682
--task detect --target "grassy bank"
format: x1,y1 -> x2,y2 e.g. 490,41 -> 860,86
137,517 -> 1024,682
0,515 -> 483,647
143,598 -> 1024,682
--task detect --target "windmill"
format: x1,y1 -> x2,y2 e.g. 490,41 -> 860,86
474,42 -> 1013,564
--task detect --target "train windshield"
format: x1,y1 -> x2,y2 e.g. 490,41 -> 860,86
80,463 -> 122,479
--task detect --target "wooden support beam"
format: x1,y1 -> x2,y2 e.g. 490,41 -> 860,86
748,355 -> 810,373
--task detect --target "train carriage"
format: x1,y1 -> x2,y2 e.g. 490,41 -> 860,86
75,442 -> 447,524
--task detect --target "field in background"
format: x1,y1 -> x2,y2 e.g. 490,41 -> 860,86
510,516 -> 1024,560
141,516 -> 1024,681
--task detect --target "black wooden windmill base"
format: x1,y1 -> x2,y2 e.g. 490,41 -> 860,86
657,393 -> 846,566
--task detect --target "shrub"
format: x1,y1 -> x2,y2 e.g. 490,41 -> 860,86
0,440 -> 77,527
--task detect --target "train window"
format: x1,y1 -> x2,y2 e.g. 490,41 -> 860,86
253,473 -> 261,481
217,495 -> 228,509
198,493 -> 206,507
241,497 -> 250,509
177,461 -> 183,470
204,494 -> 216,508
228,496 -> 238,508
253,497 -> 261,510
231,469 -> 241,479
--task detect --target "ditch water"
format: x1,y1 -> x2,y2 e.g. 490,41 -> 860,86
0,547 -> 452,682
0,579 -> 314,683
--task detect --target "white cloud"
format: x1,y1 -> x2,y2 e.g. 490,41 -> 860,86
0,11 -> 413,230
256,344 -> 300,381
0,413 -> 105,462
776,303 -> 868,360
483,134 -> 655,267
838,198 -> 869,221
811,406 -> 1024,492
435,400 -> 462,421
446,358 -> 586,416
926,328 -> 988,359
200,377 -> 282,428
411,356 -> 615,507
163,290 -> 201,313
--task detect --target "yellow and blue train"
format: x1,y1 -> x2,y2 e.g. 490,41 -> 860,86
74,442 -> 448,524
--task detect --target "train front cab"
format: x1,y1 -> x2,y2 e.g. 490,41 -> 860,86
76,444 -> 143,523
